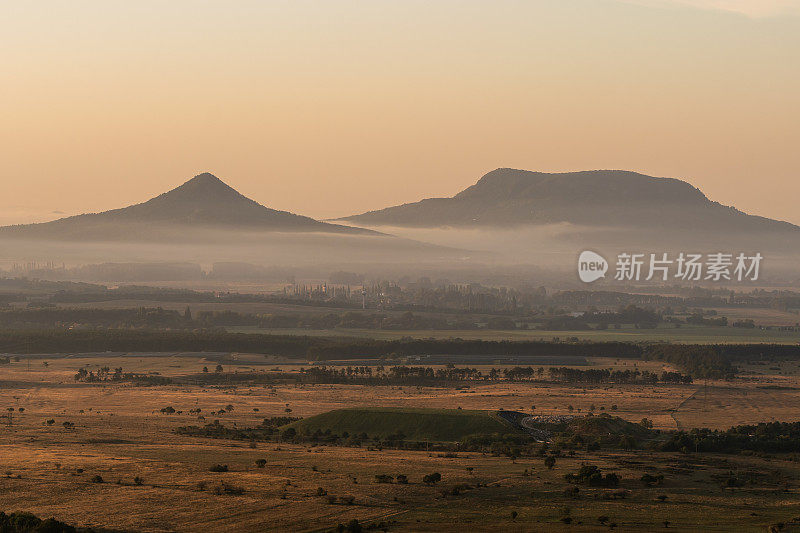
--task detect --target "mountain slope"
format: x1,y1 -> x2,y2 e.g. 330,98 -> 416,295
339,168 -> 798,232
1,173 -> 379,240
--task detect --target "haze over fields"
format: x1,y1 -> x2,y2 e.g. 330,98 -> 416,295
1,169 -> 799,282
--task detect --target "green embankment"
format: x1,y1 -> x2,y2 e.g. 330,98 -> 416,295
283,407 -> 519,442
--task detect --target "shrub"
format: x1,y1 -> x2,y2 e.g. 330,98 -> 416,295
90,475 -> 103,483
565,465 -> 621,487
209,464 -> 229,473
423,472 -> 442,485
641,473 -> 664,486
211,482 -> 245,495
255,459 -> 267,468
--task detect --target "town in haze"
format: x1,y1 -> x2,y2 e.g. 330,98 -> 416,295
1,2 -> 800,532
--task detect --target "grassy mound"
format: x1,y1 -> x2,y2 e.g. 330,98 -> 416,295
283,408 -> 520,442
566,414 -> 653,439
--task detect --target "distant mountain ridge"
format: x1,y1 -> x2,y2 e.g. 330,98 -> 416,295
1,173 -> 379,241
339,168 -> 799,232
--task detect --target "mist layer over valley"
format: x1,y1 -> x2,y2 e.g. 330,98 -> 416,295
2,169 -> 799,288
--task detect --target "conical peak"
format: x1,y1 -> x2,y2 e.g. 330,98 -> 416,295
167,172 -> 241,199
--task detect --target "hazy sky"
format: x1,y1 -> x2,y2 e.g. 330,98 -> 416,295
2,1 -> 799,225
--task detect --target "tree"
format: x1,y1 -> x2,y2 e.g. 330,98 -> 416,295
202,366 -> 208,373
544,456 -> 556,469
215,364 -> 224,373
255,459 -> 267,468
423,472 -> 441,485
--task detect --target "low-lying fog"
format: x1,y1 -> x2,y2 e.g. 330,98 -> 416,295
1,222 -> 799,287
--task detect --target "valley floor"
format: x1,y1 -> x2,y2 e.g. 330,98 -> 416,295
0,355 -> 799,532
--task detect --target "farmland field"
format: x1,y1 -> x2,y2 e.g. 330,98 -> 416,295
1,353 -> 800,531
229,325 -> 800,344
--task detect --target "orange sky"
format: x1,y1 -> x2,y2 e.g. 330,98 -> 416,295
1,1 -> 799,225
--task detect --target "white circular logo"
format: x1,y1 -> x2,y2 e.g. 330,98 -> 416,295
578,251 -> 608,283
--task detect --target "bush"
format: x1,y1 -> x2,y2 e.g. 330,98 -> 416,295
90,475 -> 103,483
374,474 -> 393,483
565,465 -> 621,487
255,459 -> 267,468
423,472 -> 442,485
211,482 -> 245,495
641,473 -> 664,486
209,464 -> 229,472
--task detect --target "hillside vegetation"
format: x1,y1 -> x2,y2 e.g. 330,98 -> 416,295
283,408 -> 518,442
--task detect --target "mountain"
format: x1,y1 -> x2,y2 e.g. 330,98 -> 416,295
339,168 -> 799,233
0,173 -> 379,241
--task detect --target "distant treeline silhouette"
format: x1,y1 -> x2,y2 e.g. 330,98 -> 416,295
0,329 -> 798,378
662,421 -> 800,454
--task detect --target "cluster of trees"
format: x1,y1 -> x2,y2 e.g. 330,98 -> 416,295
0,329 -> 641,360
0,511 -> 84,533
74,366 -> 171,385
643,345 -> 740,379
0,306 -> 550,332
0,307 -> 190,329
292,365 -> 691,386
564,465 -> 621,487
176,417 -> 302,442
541,367 -> 692,384
662,421 -> 800,454
4,327 -> 799,380
542,305 -> 664,330
200,310 -> 495,331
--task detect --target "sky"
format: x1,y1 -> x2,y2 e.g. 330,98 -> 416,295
1,0 -> 799,225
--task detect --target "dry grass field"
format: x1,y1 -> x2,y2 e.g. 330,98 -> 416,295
1,354 -> 800,532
